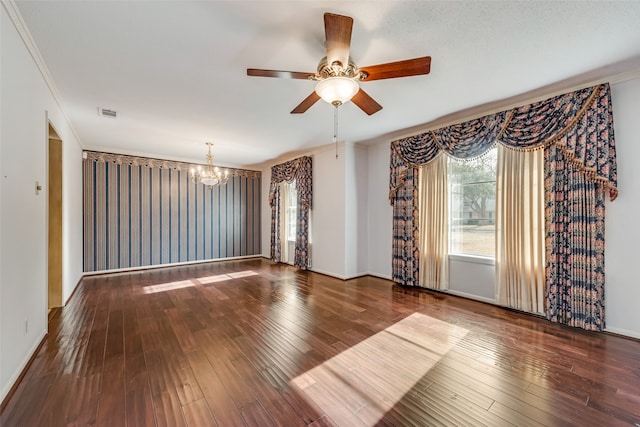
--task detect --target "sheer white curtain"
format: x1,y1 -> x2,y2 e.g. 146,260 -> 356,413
495,145 -> 545,314
279,181 -> 296,265
418,154 -> 449,290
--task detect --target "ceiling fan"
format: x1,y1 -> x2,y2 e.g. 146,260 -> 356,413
247,12 -> 431,116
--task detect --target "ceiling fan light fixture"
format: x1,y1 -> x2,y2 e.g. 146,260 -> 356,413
315,77 -> 359,105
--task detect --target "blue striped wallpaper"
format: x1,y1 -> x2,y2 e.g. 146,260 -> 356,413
83,151 -> 261,272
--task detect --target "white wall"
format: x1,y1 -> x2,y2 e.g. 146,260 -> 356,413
605,78 -> 640,339
311,145 -> 346,277
366,141 -> 393,279
344,143 -> 369,278
1,4 -> 84,402
448,256 -> 495,303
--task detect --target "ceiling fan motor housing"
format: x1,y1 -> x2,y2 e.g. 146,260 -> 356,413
315,56 -> 363,81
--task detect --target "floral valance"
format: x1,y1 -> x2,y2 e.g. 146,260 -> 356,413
269,156 -> 312,209
390,83 -> 617,202
84,151 -> 260,178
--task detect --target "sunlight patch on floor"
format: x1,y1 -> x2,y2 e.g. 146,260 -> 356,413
142,280 -> 195,294
290,312 -> 469,425
197,270 -> 258,284
227,270 -> 259,278
143,270 -> 259,294
197,274 -> 233,284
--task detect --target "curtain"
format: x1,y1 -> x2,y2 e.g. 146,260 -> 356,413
541,84 -> 614,331
389,83 -> 616,331
270,185 -> 282,262
418,155 -> 449,290
391,157 -> 420,286
270,156 -> 312,269
544,143 -> 606,330
390,84 -> 616,200
495,145 -> 545,313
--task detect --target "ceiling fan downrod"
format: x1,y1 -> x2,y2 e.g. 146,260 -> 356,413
333,103 -> 339,159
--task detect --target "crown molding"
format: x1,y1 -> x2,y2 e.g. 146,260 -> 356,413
83,150 -> 261,179
246,140 -> 347,171
360,56 -> 640,146
2,0 -> 84,147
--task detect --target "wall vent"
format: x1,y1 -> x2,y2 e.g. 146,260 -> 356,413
98,107 -> 117,118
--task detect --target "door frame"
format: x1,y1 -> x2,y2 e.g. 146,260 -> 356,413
47,121 -> 63,311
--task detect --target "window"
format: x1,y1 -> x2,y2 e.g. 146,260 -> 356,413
285,180 -> 297,241
448,148 -> 497,258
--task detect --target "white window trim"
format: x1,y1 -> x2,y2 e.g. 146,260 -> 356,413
448,253 -> 495,266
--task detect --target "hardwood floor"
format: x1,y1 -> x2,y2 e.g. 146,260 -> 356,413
2,258 -> 639,426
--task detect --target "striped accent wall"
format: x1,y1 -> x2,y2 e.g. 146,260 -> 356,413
83,151 -> 261,272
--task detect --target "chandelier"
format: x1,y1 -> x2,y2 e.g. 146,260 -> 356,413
191,142 -> 229,187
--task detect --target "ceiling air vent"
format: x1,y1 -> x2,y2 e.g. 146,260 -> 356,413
98,107 -> 117,118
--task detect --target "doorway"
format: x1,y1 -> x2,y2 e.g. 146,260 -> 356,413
48,124 -> 63,310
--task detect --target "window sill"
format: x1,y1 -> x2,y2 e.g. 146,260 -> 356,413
448,254 -> 495,266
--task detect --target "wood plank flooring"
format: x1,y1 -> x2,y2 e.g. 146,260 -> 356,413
2,258 -> 640,426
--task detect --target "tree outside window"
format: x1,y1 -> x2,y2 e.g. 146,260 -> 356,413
448,148 -> 497,257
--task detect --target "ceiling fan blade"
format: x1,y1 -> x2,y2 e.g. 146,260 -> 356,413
247,68 -> 315,80
351,88 -> 383,115
291,92 -> 321,114
324,13 -> 353,69
358,56 -> 431,81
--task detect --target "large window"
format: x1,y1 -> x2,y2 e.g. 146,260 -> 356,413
448,148 -> 497,257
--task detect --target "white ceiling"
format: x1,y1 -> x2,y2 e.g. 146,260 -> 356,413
14,1 -> 640,168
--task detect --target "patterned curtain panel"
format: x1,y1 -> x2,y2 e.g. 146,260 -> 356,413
294,197 -> 310,269
392,164 -> 420,286
541,86 -> 615,331
544,144 -> 606,330
270,185 -> 282,262
270,156 -> 312,269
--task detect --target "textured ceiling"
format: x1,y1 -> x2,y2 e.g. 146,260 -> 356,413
14,1 -> 640,168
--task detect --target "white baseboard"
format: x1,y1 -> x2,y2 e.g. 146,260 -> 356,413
309,268 -> 349,280
605,326 -> 640,340
366,272 -> 393,281
1,330 -> 47,404
445,289 -> 496,305
82,255 -> 262,276
308,269 -> 393,282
